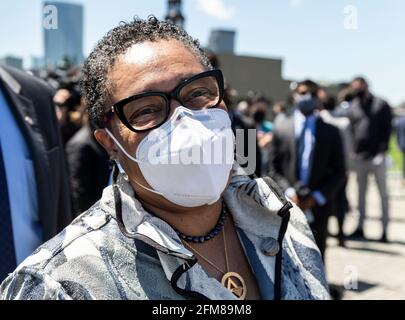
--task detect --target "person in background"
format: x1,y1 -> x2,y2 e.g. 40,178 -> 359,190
249,95 -> 273,135
227,95 -> 263,178
346,77 -> 392,242
334,84 -> 353,117
394,114 -> 405,184
318,88 -> 352,247
205,49 -> 262,178
268,80 -> 346,260
65,121 -> 111,216
0,66 -> 72,282
248,95 -> 273,177
53,82 -> 85,145
272,101 -> 287,127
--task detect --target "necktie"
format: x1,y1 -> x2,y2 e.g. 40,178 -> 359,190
297,118 -> 310,184
0,138 -> 17,282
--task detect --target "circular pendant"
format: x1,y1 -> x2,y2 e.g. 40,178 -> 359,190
221,272 -> 247,300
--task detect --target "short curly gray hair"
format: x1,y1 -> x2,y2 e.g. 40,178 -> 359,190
80,15 -> 212,128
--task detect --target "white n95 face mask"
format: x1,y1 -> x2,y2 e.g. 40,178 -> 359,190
106,106 -> 235,207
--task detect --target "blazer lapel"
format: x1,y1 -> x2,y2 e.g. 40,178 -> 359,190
0,68 -> 52,238
286,116 -> 297,182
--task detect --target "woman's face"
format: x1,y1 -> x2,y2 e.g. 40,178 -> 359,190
95,39 -> 228,211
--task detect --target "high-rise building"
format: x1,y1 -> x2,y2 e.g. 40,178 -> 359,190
43,1 -> 84,68
208,30 -> 236,54
0,56 -> 23,69
207,29 -> 290,103
29,56 -> 45,70
165,0 -> 185,28
216,53 -> 291,103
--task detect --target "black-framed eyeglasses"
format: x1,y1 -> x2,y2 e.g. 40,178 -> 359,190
101,69 -> 224,132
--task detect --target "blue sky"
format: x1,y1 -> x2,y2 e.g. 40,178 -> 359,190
0,0 -> 404,106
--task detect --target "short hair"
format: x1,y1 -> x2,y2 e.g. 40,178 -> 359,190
248,95 -> 271,107
273,101 -> 286,113
295,79 -> 319,95
322,96 -> 336,111
351,76 -> 368,86
204,48 -> 220,69
80,15 -> 212,128
246,91 -> 270,106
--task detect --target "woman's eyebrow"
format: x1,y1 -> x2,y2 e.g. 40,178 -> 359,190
130,73 -> 199,95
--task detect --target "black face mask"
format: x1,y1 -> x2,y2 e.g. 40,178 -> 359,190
295,94 -> 319,116
253,111 -> 266,123
353,89 -> 366,99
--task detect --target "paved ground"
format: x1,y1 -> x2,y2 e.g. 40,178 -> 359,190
325,172 -> 405,299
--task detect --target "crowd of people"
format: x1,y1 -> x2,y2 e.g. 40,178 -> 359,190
0,15 -> 404,300
229,75 -> 397,254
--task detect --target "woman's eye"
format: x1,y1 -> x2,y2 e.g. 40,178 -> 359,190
192,90 -> 207,97
187,88 -> 211,99
129,106 -> 159,122
138,107 -> 157,115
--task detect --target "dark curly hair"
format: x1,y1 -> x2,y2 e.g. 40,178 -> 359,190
80,15 -> 212,128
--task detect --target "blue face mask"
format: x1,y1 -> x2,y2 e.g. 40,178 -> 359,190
295,93 -> 319,115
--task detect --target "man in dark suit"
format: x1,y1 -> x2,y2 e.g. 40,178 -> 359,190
66,122 -> 110,215
0,66 -> 72,282
268,80 -> 346,260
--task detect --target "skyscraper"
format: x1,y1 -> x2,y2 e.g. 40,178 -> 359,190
43,1 -> 83,68
165,0 -> 185,28
208,30 -> 236,54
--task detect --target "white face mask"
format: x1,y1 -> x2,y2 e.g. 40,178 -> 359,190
106,106 -> 235,207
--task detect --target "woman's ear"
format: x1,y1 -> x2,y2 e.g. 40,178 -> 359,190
94,129 -> 118,158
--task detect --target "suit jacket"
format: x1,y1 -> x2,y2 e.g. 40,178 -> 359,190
347,95 -> 392,159
268,114 -> 346,205
0,66 -> 72,241
319,110 -> 353,170
66,124 -> 110,215
229,110 -> 262,177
